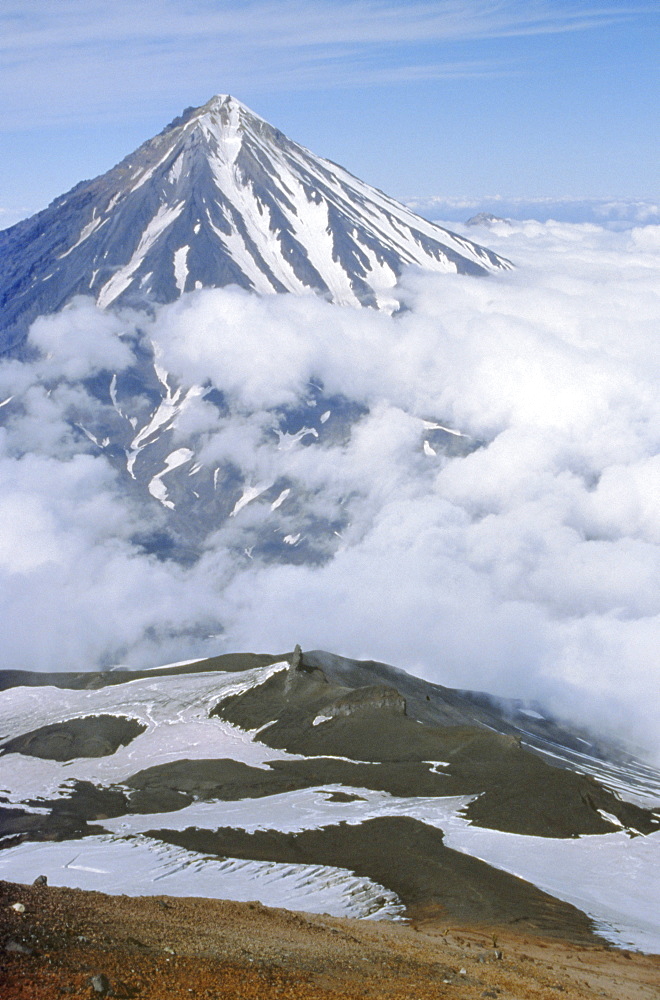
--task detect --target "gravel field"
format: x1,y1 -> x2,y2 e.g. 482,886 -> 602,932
2,878 -> 659,999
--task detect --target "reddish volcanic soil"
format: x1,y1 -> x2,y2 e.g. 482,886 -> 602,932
1,879 -> 659,999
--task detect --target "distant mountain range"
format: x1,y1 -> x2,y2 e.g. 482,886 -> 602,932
1,649 -> 659,948
0,94 -> 511,355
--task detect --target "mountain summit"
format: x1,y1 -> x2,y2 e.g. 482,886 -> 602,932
0,95 -> 510,352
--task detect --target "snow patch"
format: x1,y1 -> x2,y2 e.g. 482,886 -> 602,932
230,483 -> 272,517
56,214 -> 107,260
148,448 -> 194,508
0,835 -> 403,920
97,202 -> 185,308
0,662 -> 295,804
421,421 -> 468,437
271,488 -> 290,510
173,246 -> 189,294
519,709 -> 545,720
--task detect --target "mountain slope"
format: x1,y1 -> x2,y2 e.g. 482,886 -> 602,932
1,650 -> 659,951
0,95 -> 511,353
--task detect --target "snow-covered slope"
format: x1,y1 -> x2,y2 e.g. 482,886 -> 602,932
1,651 -> 659,950
0,95 -> 511,353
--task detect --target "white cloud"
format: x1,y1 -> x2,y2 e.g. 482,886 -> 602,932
1,218 -> 659,758
2,1 -> 638,54
28,297 -> 135,380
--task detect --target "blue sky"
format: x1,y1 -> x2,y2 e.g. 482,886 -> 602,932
0,1 -> 658,227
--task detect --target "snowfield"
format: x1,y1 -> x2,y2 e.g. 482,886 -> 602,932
1,660 -> 659,952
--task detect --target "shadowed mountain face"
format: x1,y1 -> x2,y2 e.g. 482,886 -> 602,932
0,650 -> 659,947
0,94 -> 511,354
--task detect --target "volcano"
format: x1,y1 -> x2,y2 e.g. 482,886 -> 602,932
0,95 -> 510,353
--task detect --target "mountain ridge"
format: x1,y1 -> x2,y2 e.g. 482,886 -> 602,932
0,648 -> 659,951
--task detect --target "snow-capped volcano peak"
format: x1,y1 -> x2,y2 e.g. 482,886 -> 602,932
198,93 -> 253,119
179,95 -> 261,152
203,93 -> 241,113
0,95 -> 511,353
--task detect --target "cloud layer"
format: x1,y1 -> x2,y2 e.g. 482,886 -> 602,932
1,219 -> 659,758
407,195 -> 660,229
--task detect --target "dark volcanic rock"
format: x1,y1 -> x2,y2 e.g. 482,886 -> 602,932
0,652 -> 283,693
1,782 -> 129,849
90,972 -> 112,994
5,937 -> 34,955
146,816 -> 601,943
212,663 -> 657,838
0,715 -> 146,761
211,662 -> 407,754
123,758 -> 309,813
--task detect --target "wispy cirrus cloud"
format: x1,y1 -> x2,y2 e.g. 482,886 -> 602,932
0,1 -> 644,51
0,1 -> 651,128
